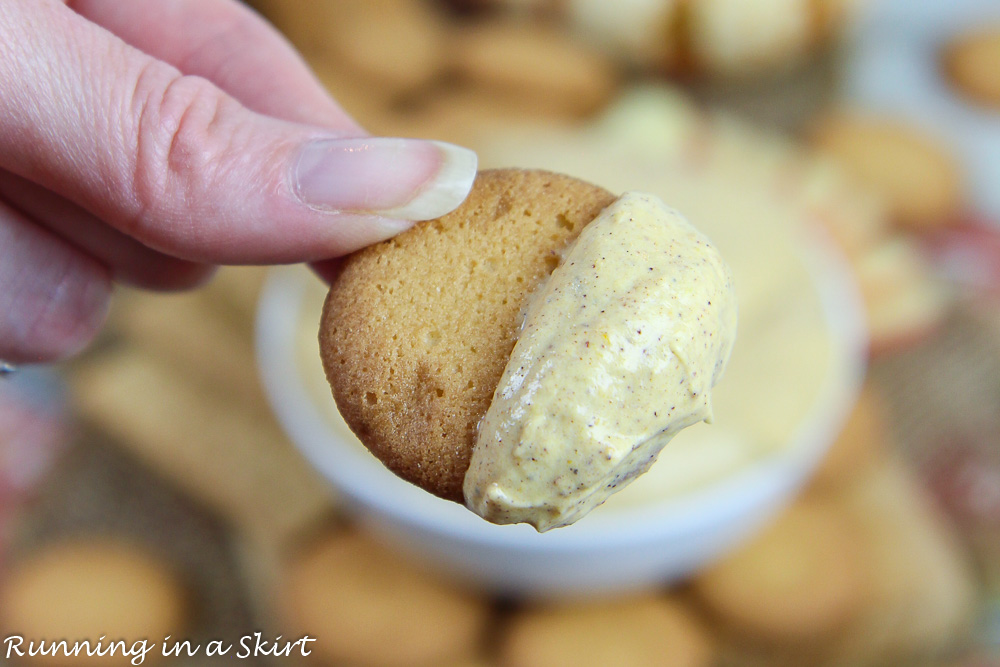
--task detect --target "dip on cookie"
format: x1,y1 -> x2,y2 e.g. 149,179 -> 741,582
464,192 -> 737,531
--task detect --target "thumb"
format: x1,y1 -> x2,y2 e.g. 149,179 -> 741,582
0,0 -> 477,263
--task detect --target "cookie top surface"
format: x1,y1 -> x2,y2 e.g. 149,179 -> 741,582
810,114 -> 962,230
499,595 -> 713,667
0,539 -> 186,665
945,28 -> 1000,109
692,501 -> 863,642
320,169 -> 616,501
284,528 -> 487,666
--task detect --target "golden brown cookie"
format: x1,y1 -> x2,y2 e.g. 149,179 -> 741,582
692,500 -> 864,644
320,169 -> 616,501
0,539 -> 186,667
854,236 -> 951,355
499,595 -> 714,667
332,0 -> 450,95
282,528 -> 489,667
684,0 -> 816,77
563,0 -> 681,70
825,458 -> 976,665
810,0 -> 863,44
256,0 -> 449,97
446,20 -> 619,117
944,27 -> 1000,109
809,381 -> 890,490
810,115 -> 963,231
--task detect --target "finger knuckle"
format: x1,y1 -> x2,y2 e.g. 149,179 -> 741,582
127,64 -> 240,252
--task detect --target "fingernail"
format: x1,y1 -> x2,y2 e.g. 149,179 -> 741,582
294,137 -> 478,220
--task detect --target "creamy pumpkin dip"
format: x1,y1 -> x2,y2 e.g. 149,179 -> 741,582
463,193 -> 737,531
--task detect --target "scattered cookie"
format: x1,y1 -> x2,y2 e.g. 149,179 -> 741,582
255,0 -> 449,97
331,0 -> 450,95
446,19 -> 619,117
249,0 -> 343,57
809,381 -> 890,491
444,0 -> 558,14
499,595 -> 714,667
692,500 -> 864,644
944,27 -> 1000,110
563,0 -> 680,69
320,169 -> 616,501
684,0 -> 816,76
826,458 -> 977,666
854,236 -> 951,355
565,0 -> 858,77
0,539 -> 186,667
810,115 -> 963,231
798,153 -> 891,261
283,528 -> 489,667
811,0 -> 864,43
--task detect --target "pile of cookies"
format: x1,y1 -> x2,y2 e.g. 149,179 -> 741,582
264,384 -> 975,667
6,337 -> 976,667
249,0 -> 620,134
252,0 -> 863,89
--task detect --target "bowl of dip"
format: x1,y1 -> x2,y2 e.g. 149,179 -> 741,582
256,88 -> 869,597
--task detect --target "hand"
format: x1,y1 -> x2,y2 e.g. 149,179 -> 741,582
0,0 -> 477,364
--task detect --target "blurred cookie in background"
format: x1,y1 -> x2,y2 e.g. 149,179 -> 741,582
253,0 -> 450,97
854,236 -> 952,356
445,18 -> 620,118
826,458 -> 977,666
809,381 -> 891,491
499,595 -> 714,667
560,0 -> 681,69
321,0 -> 450,95
253,0 -> 621,136
564,0 -> 863,78
943,27 -> 1000,110
694,459 -> 976,667
282,527 -> 490,667
0,539 -> 187,666
810,114 -> 965,232
682,0 -> 816,77
692,501 -> 864,649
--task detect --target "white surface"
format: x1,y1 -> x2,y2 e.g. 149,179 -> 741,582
256,235 -> 866,597
842,0 -> 1000,223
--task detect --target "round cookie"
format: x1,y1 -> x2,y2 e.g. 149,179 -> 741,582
320,169 -> 616,501
854,236 -> 951,355
499,595 -> 714,667
810,381 -> 890,490
684,0 -> 815,77
810,114 -> 963,231
446,20 -> 619,117
255,0 -> 448,96
944,27 -> 1000,110
692,500 -> 864,644
0,539 -> 186,667
283,528 -> 489,667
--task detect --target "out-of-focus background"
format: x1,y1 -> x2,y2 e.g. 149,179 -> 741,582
2,0 -> 1000,665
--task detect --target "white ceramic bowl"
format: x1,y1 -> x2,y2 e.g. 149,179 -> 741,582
256,238 -> 866,598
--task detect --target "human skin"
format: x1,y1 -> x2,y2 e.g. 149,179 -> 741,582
0,0 -> 477,364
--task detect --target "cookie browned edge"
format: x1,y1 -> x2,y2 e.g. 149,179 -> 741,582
319,169 -> 616,502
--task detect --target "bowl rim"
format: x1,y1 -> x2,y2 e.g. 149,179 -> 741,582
255,231 -> 867,553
